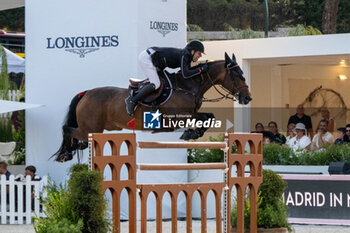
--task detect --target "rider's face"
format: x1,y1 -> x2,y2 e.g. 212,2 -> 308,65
191,50 -> 202,62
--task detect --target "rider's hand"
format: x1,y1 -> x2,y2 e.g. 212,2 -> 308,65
199,64 -> 208,73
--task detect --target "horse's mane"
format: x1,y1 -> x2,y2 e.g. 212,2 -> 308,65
192,60 -> 224,69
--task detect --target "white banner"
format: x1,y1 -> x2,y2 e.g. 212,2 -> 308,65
26,0 -> 186,219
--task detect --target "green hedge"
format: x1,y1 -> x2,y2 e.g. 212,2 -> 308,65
263,143 -> 350,165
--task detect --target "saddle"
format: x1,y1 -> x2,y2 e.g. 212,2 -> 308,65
128,70 -> 173,106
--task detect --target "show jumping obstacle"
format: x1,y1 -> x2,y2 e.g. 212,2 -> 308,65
89,133 -> 263,233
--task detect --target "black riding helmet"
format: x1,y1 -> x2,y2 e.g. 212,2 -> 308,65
185,40 -> 205,54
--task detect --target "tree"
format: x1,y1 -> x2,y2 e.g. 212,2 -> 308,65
322,0 -> 340,34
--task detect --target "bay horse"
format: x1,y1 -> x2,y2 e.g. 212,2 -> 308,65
53,53 -> 252,162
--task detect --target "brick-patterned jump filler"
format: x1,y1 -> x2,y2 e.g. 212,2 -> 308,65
88,133 -> 263,233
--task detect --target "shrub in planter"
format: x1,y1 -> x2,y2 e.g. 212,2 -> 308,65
231,170 -> 291,232
67,164 -> 110,233
258,170 -> 290,230
34,164 -> 111,233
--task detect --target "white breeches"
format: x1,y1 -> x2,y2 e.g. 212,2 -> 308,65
138,50 -> 160,89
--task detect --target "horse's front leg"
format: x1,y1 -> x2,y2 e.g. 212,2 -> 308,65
180,113 -> 215,140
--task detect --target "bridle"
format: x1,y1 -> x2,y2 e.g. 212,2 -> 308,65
203,63 -> 248,102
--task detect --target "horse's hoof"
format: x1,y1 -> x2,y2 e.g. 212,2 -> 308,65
180,130 -> 192,140
56,153 -> 73,162
180,129 -> 198,140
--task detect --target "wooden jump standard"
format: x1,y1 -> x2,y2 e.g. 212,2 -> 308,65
88,133 -> 263,233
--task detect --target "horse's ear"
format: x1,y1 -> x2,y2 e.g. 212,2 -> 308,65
232,53 -> 237,63
225,52 -> 232,65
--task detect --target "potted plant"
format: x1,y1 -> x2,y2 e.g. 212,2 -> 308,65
34,164 -> 112,233
231,169 -> 291,233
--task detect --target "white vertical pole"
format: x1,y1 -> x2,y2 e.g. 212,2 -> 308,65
9,175 -> 15,224
34,179 -> 40,221
18,182 -> 23,224
88,133 -> 93,171
222,144 -> 229,233
0,175 -> 6,224
25,176 -> 31,224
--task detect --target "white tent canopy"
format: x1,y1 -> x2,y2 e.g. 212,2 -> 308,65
0,100 -> 43,114
0,0 -> 24,11
0,47 -> 25,73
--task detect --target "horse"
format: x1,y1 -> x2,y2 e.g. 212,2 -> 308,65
52,52 -> 252,162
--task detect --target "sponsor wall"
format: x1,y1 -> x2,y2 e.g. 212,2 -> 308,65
26,0 -> 186,219
282,174 -> 350,225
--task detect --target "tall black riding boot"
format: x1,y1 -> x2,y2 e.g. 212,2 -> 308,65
125,83 -> 156,115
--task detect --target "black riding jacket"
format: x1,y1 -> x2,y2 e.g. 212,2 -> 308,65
149,47 -> 201,79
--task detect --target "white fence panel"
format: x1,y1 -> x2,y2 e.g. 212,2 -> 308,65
8,90 -> 20,101
0,174 -> 47,224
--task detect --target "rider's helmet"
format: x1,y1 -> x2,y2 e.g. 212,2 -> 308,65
185,40 -> 205,54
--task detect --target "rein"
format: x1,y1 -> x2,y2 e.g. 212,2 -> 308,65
202,65 -> 247,103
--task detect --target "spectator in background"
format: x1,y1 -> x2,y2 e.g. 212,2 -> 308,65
0,161 -> 11,180
344,124 -> 350,143
263,136 -> 271,144
255,122 -> 264,132
288,104 -> 313,138
320,107 -> 334,133
287,123 -> 311,152
285,123 -> 296,145
311,120 -> 334,151
268,121 -> 286,145
334,127 -> 346,145
25,165 -> 41,181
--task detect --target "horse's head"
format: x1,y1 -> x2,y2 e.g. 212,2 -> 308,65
221,52 -> 252,105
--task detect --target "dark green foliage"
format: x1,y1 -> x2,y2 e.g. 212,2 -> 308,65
258,201 -> 289,229
34,165 -> 111,233
288,24 -> 322,36
34,181 -> 81,233
258,170 -> 290,230
67,164 -> 110,233
188,134 -> 225,163
0,7 -> 25,31
70,163 -> 89,173
187,24 -> 203,32
259,170 -> 286,208
12,110 -> 25,148
0,118 -> 13,142
12,109 -> 26,164
263,143 -> 350,165
0,45 -> 10,100
43,218 -> 83,233
187,0 -> 350,33
263,143 -> 298,165
231,192 -> 263,229
231,170 -> 290,230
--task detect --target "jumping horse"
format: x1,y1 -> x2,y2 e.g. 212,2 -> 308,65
52,53 -> 252,162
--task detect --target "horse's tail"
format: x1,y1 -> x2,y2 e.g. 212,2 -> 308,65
51,91 -> 86,162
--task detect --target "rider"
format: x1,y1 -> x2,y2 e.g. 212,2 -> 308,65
125,40 -> 208,115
